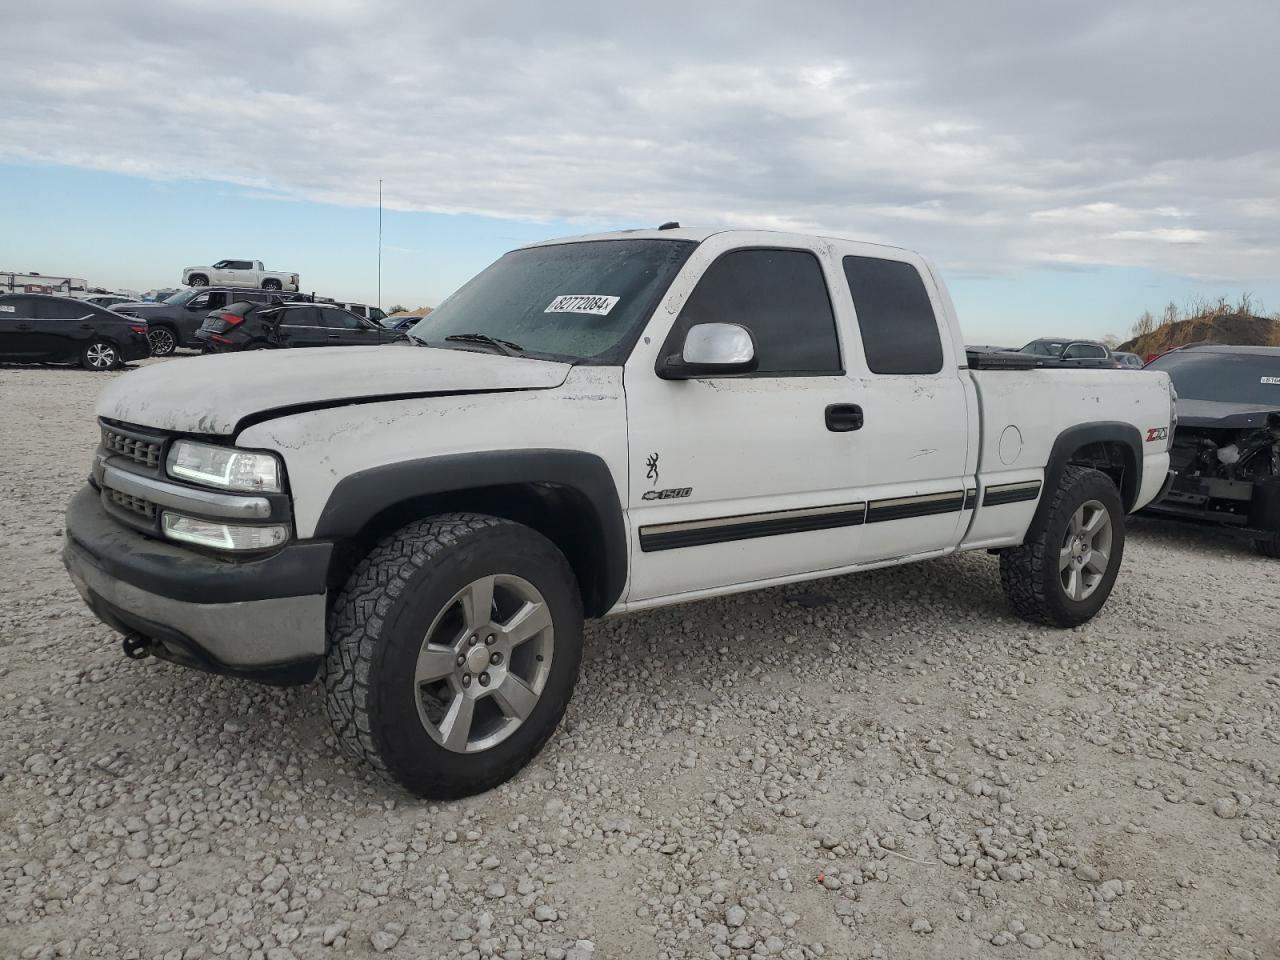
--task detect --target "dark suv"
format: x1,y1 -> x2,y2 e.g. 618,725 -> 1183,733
116,288 -> 302,356
0,294 -> 151,370
1019,338 -> 1119,368
197,301 -> 407,352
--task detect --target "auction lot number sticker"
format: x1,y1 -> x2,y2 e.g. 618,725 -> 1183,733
545,295 -> 619,316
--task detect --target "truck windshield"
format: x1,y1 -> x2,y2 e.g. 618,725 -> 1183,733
1146,351 -> 1280,405
164,290 -> 199,306
408,239 -> 697,363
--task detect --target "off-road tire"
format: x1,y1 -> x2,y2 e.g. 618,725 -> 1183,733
262,278 -> 282,291
1254,534 -> 1280,559
999,465 -> 1125,627
324,513 -> 584,798
187,274 -> 208,287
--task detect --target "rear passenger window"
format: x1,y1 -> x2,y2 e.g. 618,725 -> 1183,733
842,256 -> 944,375
671,248 -> 840,374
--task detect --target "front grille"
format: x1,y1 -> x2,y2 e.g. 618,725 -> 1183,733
107,487 -> 158,520
102,425 -> 163,470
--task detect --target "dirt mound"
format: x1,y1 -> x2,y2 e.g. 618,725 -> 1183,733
1119,313 -> 1280,356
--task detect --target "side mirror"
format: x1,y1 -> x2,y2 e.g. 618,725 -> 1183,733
657,322 -> 757,380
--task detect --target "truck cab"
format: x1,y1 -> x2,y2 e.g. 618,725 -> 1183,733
64,227 -> 1175,799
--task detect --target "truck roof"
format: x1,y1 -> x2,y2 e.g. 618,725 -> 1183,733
520,226 -> 914,255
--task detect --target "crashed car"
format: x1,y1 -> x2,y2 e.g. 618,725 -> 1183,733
1142,344 -> 1280,557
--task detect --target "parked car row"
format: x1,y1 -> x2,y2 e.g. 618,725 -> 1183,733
0,287 -> 408,369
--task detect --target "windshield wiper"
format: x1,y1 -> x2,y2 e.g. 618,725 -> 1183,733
442,333 -> 526,357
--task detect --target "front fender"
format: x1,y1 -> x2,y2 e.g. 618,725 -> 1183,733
313,449 -> 628,615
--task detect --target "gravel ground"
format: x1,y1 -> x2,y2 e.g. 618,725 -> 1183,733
2,358 -> 1278,960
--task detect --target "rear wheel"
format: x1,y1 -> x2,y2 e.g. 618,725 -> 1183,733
147,326 -> 177,357
1000,465 -> 1125,626
325,513 -> 583,798
81,341 -> 118,371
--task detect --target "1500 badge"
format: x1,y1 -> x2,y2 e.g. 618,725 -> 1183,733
642,487 -> 693,501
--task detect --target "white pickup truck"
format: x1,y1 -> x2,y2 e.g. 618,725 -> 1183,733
181,259 -> 299,292
64,227 -> 1175,798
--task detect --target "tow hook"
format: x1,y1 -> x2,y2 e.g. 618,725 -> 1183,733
121,633 -> 153,660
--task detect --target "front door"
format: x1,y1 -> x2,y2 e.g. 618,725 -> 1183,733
623,240 -> 868,602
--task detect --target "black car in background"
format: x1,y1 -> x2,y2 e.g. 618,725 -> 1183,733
1019,337 -> 1119,368
0,293 -> 151,370
197,300 -> 407,352
115,287 -> 302,356
1142,344 -> 1280,557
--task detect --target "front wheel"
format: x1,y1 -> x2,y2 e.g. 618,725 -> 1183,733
999,465 -> 1125,627
324,513 -> 584,798
187,274 -> 208,287
262,279 -> 282,291
81,341 -> 118,371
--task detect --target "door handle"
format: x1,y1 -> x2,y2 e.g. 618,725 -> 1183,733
327,334 -> 341,339
825,403 -> 864,432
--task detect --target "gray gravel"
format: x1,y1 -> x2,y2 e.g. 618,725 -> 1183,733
2,358 -> 1279,959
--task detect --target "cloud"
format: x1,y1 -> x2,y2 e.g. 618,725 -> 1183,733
2,0 -> 1278,283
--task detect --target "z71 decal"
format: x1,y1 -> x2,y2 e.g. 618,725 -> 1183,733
1146,427 -> 1168,443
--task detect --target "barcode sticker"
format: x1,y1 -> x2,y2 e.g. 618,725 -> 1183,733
545,295 -> 619,316
1262,376 -> 1280,385
0,305 -> 13,312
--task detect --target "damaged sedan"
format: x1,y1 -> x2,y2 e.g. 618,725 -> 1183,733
1143,344 -> 1280,557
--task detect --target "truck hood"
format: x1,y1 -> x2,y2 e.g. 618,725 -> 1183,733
1176,398 -> 1280,430
96,346 -> 573,435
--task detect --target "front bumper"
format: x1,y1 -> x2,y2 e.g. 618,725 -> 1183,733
63,485 -> 332,686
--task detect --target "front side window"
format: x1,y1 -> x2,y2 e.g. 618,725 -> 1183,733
409,239 -> 697,363
666,248 -> 841,374
212,260 -> 230,269
318,308 -> 363,329
843,256 -> 943,375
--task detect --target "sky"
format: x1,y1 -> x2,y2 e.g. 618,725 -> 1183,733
2,0 -> 1278,344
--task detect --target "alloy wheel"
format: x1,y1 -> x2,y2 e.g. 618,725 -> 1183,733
148,328 -> 176,356
86,343 -> 116,369
413,574 -> 554,753
1059,499 -> 1113,601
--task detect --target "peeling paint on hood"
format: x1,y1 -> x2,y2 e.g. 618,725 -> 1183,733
95,346 -> 573,435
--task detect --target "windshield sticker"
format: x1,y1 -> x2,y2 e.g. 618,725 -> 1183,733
545,294 -> 619,316
0,305 -> 13,312
1262,377 -> 1280,385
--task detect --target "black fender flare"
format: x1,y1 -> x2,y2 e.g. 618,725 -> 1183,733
313,449 -> 627,615
1032,421 -> 1143,531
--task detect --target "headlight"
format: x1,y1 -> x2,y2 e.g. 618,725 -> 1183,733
162,513 -> 289,552
167,440 -> 282,493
